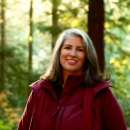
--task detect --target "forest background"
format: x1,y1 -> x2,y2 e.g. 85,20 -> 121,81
0,0 -> 130,129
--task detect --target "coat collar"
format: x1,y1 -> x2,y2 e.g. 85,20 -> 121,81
29,73 -> 86,99
29,79 -> 57,99
63,72 -> 86,88
91,81 -> 113,97
29,75 -> 112,96
29,72 -> 86,89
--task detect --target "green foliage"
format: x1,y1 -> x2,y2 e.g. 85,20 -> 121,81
104,0 -> 130,126
0,120 -> 14,130
35,0 -> 88,44
0,44 -> 41,129
0,90 -> 21,130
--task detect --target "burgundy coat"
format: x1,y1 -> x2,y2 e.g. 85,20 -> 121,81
18,74 -> 127,130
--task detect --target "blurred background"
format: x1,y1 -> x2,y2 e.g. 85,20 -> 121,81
0,0 -> 130,129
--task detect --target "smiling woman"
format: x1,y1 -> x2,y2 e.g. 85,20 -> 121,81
41,28 -> 102,87
18,28 -> 127,130
60,36 -> 86,86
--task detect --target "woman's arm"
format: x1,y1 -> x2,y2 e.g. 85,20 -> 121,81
18,91 -> 34,130
101,88 -> 127,130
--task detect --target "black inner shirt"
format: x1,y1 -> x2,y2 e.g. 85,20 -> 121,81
52,82 -> 63,99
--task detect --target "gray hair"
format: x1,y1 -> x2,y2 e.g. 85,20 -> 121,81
40,28 -> 103,86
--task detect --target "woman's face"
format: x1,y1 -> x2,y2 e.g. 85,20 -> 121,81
60,36 -> 86,75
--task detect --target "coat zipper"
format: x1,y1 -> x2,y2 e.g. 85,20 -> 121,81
52,105 -> 60,130
52,106 -> 66,130
58,106 -> 66,130
53,106 -> 60,117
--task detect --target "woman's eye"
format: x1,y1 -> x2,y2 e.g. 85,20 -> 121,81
64,46 -> 71,49
78,49 -> 84,51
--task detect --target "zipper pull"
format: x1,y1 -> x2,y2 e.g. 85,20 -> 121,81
53,106 -> 60,117
60,106 -> 66,119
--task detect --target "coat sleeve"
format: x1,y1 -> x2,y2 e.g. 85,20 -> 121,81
18,91 -> 35,130
101,88 -> 127,130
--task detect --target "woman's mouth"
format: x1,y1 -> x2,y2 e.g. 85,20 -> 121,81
67,59 -> 77,64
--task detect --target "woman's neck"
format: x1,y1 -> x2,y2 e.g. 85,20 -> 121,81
62,73 -> 68,88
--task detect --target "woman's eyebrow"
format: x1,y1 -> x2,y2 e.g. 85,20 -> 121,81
63,44 -> 71,46
63,43 -> 84,48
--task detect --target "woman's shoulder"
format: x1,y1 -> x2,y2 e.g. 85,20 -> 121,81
29,79 -> 48,91
87,81 -> 113,96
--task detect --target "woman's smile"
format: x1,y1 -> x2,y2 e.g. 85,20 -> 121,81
67,59 -> 77,65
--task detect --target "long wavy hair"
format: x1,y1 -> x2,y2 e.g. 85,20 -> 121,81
40,28 -> 108,87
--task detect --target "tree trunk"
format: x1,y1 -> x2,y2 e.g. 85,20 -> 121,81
88,0 -> 104,72
28,0 -> 33,71
51,0 -> 60,49
0,0 -> 6,91
28,0 -> 33,94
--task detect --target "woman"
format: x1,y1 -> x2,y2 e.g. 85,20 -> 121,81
18,28 -> 127,130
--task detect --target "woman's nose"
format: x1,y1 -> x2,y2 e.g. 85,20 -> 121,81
69,50 -> 76,56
